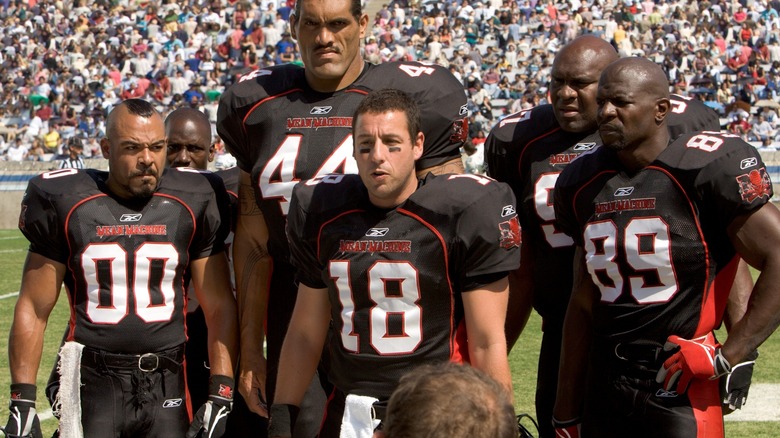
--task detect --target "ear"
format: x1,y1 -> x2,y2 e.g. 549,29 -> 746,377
413,132 -> 424,161
208,143 -> 216,162
655,97 -> 671,125
290,14 -> 298,40
100,138 -> 111,159
359,13 -> 369,39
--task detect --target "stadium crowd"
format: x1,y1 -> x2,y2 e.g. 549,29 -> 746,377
0,0 -> 779,164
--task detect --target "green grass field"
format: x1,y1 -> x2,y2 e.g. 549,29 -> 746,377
0,228 -> 778,436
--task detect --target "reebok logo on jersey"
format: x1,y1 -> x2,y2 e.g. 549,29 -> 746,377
162,398 -> 183,408
573,142 -> 597,151
740,157 -> 758,169
120,213 -> 143,222
238,69 -> 271,83
366,228 -> 390,237
655,389 -> 678,398
614,187 -> 634,196
501,205 -> 516,217
310,106 -> 332,115
459,104 -> 469,116
499,216 -> 521,249
737,168 -> 772,202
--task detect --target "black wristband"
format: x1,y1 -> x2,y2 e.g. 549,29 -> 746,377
10,383 -> 37,403
268,404 -> 299,437
551,416 -> 581,429
208,375 -> 234,403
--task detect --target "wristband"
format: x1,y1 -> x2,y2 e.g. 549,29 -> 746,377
208,375 -> 234,404
10,383 -> 37,403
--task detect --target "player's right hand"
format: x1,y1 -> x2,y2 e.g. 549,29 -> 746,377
3,384 -> 43,438
186,375 -> 233,438
722,349 -> 759,414
238,355 -> 268,417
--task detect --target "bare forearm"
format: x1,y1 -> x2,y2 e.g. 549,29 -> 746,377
506,248 -> 534,350
469,341 -> 513,398
9,307 -> 47,385
205,303 -> 239,378
233,235 -> 271,359
724,259 -> 753,330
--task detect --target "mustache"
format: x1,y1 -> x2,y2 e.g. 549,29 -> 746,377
130,168 -> 157,178
314,43 -> 340,53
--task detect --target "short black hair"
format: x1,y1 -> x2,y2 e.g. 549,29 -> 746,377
294,0 -> 362,21
353,89 -> 421,142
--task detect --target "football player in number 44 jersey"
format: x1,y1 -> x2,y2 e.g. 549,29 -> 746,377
216,0 -> 468,433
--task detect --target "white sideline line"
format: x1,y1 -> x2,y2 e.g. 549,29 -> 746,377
0,236 -> 22,240
0,249 -> 24,253
0,291 -> 19,300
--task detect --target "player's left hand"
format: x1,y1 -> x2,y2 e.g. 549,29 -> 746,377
238,355 -> 268,418
186,375 -> 234,438
656,333 -> 731,394
722,349 -> 759,414
2,384 -> 43,438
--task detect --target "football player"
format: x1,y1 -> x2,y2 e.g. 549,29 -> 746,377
552,57 -> 780,437
216,0 -> 468,434
485,35 -> 755,437
5,100 -> 238,438
269,89 -> 518,437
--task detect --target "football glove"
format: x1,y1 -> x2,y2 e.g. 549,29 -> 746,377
186,375 -> 233,438
721,349 -> 759,414
552,416 -> 580,438
2,384 -> 43,438
516,413 -> 539,438
656,333 -> 731,394
268,404 -> 300,438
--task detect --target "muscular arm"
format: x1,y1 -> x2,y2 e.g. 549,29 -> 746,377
463,277 -> 513,398
415,156 -> 464,178
724,259 -> 753,330
273,284 -> 331,407
722,203 -> 780,365
191,253 -> 239,382
553,246 -> 599,422
505,233 -> 534,351
233,169 -> 273,415
9,252 -> 65,385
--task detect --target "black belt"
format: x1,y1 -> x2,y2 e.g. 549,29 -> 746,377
613,340 -> 666,365
81,345 -> 185,373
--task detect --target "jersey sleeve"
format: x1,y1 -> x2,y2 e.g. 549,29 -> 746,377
18,177 -> 66,263
668,95 -> 721,140
454,179 -> 521,291
693,135 -> 772,226
190,171 -> 231,260
375,62 -> 469,169
287,182 -> 327,289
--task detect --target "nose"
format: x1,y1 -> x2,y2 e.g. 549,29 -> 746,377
138,146 -> 154,166
174,148 -> 191,166
315,25 -> 335,47
598,101 -> 616,122
557,83 -> 576,100
369,141 -> 387,163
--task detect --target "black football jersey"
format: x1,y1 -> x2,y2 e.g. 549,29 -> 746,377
217,61 -> 468,263
554,132 -> 770,344
484,97 -> 720,320
485,105 -> 599,319
18,168 -> 230,353
286,173 -> 520,400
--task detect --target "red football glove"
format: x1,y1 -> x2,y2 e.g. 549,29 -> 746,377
656,333 -> 731,394
552,417 -> 581,438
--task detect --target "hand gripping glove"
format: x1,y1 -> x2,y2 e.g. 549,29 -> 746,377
721,349 -> 759,414
656,333 -> 731,394
268,404 -> 300,438
552,416 -> 581,438
186,375 -> 233,438
2,383 -> 43,438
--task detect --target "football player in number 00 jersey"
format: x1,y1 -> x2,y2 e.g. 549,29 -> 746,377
216,0 -> 468,432
6,100 -> 238,438
269,89 -> 518,437
552,58 -> 780,438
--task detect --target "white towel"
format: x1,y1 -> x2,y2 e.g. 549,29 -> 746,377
57,341 -> 85,438
340,394 -> 380,438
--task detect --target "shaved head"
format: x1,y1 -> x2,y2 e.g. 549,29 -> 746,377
600,57 -> 669,102
551,36 -> 620,132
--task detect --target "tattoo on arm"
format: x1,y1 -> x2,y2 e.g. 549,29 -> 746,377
239,181 -> 263,216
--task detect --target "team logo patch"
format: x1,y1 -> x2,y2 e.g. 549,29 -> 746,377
120,213 -> 143,222
218,384 -> 233,399
366,228 -> 390,237
740,157 -> 758,170
655,389 -> 678,398
573,142 -> 597,151
450,118 -> 468,143
162,398 -> 183,408
310,106 -> 332,115
501,205 -> 516,217
736,168 -> 772,202
614,187 -> 634,196
498,216 -> 521,249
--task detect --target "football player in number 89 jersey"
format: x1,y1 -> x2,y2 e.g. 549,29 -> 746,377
269,89 -> 518,437
552,58 -> 780,438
